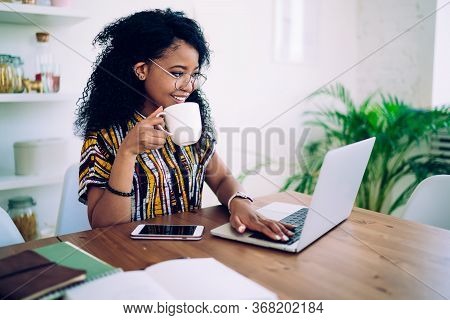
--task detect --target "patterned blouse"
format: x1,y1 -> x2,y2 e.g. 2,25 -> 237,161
78,111 -> 216,221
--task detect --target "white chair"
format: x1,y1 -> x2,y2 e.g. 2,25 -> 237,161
56,163 -> 91,235
0,207 -> 25,247
402,175 -> 450,230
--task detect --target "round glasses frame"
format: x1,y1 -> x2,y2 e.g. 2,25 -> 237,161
148,59 -> 207,90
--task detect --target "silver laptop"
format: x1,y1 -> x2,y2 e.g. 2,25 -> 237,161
211,137 -> 376,253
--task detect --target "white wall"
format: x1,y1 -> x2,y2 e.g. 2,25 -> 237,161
432,0 -> 450,105
355,0 -> 437,106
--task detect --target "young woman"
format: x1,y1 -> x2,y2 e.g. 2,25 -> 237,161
75,9 -> 293,241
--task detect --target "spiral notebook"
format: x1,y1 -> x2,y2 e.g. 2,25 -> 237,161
33,241 -> 122,299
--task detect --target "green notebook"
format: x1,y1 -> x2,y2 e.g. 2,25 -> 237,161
33,241 -> 122,299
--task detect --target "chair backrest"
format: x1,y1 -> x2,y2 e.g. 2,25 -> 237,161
56,163 -> 91,235
402,175 -> 450,230
0,207 -> 25,247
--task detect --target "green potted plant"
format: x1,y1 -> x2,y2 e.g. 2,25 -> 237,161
282,83 -> 450,214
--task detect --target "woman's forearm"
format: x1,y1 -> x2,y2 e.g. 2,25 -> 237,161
90,149 -> 137,228
214,174 -> 246,207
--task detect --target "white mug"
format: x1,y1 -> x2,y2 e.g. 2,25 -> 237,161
156,102 -> 202,146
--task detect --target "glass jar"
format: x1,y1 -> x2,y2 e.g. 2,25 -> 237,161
0,54 -> 14,93
35,32 -> 54,93
52,63 -> 60,92
11,56 -> 25,93
8,196 -> 39,241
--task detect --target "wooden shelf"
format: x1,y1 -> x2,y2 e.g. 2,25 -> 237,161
0,174 -> 63,191
0,93 -> 77,103
0,2 -> 88,26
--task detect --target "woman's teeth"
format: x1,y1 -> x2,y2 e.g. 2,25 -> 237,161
173,96 -> 186,102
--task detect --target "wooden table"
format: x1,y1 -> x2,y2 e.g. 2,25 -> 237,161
2,191 -> 449,299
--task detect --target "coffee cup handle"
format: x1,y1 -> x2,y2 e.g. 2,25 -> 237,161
155,112 -> 173,136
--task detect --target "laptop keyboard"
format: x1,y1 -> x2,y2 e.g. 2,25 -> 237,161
249,207 -> 309,245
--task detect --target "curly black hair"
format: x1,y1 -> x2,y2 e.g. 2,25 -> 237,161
74,9 -> 215,143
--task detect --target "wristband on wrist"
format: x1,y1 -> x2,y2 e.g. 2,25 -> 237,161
105,182 -> 134,197
227,191 -> 254,214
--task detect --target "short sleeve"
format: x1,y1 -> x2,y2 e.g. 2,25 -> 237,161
78,131 -> 115,204
198,134 -> 216,168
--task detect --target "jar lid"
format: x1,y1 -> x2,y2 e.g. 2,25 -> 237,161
36,32 -> 50,43
8,196 -> 36,209
10,56 -> 23,64
0,54 -> 12,62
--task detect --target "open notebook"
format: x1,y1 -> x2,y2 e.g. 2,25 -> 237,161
66,258 -> 277,300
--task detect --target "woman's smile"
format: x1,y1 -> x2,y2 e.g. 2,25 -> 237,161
171,94 -> 189,104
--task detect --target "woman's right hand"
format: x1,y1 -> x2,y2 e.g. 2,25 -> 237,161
120,106 -> 168,156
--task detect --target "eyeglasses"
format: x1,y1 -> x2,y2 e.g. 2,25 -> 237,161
148,58 -> 207,90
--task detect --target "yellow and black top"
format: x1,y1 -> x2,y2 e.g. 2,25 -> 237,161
78,111 -> 216,221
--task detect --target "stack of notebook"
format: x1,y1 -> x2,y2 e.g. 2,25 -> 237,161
0,242 -> 121,300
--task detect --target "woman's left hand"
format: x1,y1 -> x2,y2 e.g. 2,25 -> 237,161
228,199 -> 295,241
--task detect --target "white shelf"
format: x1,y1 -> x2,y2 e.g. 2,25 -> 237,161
0,2 -> 88,26
0,174 -> 63,191
0,93 -> 77,103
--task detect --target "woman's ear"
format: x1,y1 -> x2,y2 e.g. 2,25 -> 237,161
133,62 -> 148,80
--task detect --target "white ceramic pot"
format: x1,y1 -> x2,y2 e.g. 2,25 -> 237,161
13,138 -> 68,176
